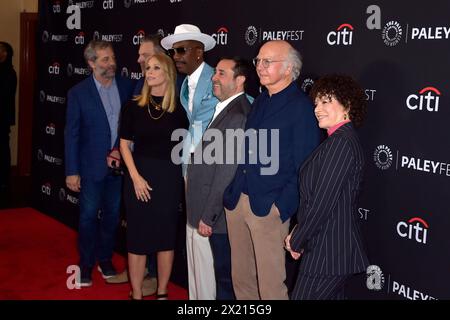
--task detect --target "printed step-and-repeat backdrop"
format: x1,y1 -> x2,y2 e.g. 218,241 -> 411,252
33,0 -> 450,299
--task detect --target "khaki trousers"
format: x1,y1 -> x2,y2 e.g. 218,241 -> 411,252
225,193 -> 290,300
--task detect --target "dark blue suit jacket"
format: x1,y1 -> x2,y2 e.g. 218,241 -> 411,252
223,82 -> 321,222
65,75 -> 134,181
290,123 -> 369,276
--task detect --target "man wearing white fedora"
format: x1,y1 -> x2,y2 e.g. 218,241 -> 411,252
161,24 -> 218,300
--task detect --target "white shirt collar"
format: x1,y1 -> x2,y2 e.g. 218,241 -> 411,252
208,92 -> 244,128
187,62 -> 205,89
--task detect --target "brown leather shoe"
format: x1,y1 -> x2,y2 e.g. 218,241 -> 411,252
105,269 -> 128,284
142,277 -> 157,297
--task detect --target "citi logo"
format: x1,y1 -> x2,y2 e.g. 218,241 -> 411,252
41,183 -> 52,196
75,32 -> 85,45
45,123 -> 56,135
373,145 -> 393,170
406,86 -> 441,112
133,30 -> 145,45
103,0 -> 114,9
396,217 -> 429,244
48,62 -> 60,75
327,23 -> 354,46
212,27 -> 228,46
52,1 -> 61,13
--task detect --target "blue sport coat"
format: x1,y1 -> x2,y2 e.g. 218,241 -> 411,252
64,75 -> 134,181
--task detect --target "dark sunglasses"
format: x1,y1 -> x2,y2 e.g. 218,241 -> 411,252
167,46 -> 199,57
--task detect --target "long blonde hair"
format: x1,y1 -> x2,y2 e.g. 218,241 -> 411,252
134,53 -> 177,113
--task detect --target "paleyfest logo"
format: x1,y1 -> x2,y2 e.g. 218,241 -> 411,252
373,145 -> 393,170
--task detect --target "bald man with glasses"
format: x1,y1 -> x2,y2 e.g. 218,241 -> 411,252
224,40 -> 320,300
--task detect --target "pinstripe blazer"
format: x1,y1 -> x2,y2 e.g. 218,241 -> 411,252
290,122 -> 369,276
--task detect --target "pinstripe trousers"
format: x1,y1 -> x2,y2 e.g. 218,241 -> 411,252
290,273 -> 350,300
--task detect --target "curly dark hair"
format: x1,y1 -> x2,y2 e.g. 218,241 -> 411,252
309,74 -> 367,127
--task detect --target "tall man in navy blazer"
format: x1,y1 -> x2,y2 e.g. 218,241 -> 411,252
223,40 -> 321,299
65,40 -> 134,287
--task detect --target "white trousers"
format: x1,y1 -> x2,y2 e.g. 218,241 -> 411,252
186,223 -> 216,300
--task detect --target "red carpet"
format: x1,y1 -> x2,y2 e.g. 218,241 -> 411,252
0,208 -> 188,300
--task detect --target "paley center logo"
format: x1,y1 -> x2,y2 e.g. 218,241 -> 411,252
40,90 -> 66,105
67,0 -> 94,8
37,149 -> 63,166
93,30 -> 123,42
327,23 -> 354,46
42,30 -> 68,43
124,0 -> 155,8
67,63 -> 91,77
406,86 -> 441,112
374,144 -> 450,177
212,27 -> 228,46
244,25 -> 304,46
373,145 -> 393,170
410,25 -> 450,41
397,216 -> 429,244
59,188 -> 79,205
121,66 -> 141,80
382,21 -> 403,47
392,279 -> 436,300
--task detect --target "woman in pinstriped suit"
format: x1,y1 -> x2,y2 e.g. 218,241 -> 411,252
285,74 -> 370,300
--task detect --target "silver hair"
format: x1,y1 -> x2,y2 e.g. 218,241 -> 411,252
285,46 -> 303,81
83,40 -> 113,64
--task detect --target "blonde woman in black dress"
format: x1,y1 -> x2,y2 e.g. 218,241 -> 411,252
120,53 -> 188,299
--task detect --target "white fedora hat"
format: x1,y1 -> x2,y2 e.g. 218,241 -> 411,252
161,24 -> 216,51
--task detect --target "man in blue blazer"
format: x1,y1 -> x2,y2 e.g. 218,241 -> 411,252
65,40 -> 134,287
161,24 -> 218,177
223,41 -> 321,299
161,24 -> 219,299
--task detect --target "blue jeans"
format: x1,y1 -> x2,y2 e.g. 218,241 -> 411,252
209,233 -> 235,300
78,174 -> 122,267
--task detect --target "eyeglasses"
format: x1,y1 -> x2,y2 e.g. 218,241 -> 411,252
252,58 -> 285,69
167,47 -> 199,57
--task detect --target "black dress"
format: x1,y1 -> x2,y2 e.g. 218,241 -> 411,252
120,96 -> 188,254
